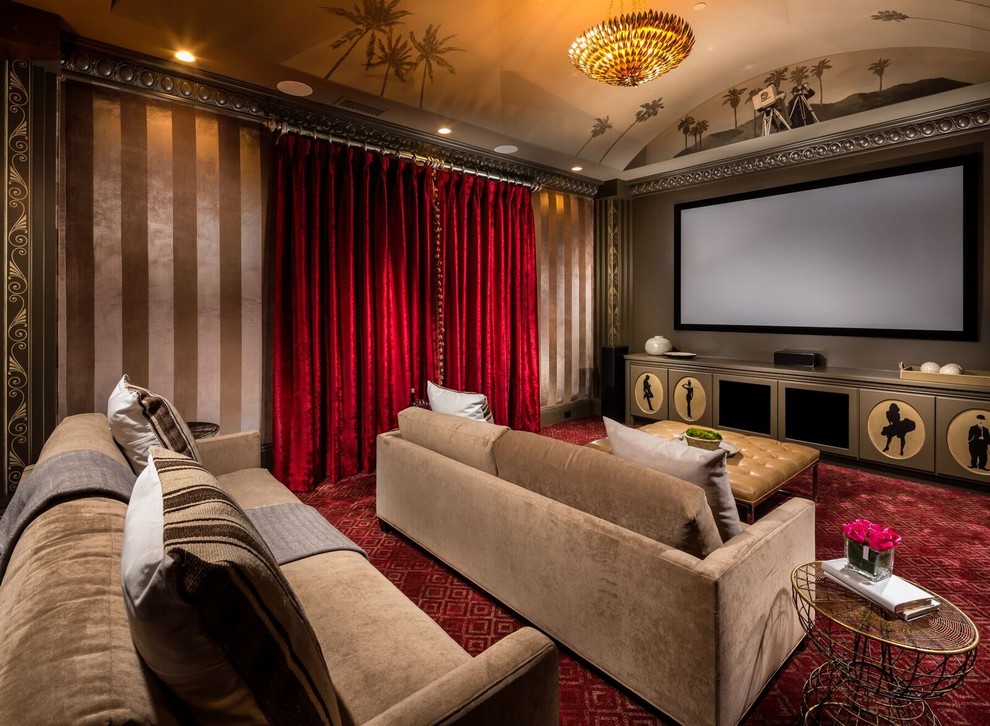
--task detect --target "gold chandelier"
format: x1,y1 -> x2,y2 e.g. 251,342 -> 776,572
569,3 -> 695,87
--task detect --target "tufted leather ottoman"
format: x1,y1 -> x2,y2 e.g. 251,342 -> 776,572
586,420 -> 818,523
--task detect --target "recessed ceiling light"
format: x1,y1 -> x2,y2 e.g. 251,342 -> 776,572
438,127 -> 452,135
494,144 -> 518,154
277,80 -> 314,97
175,50 -> 196,63
571,166 -> 583,172
693,2 -> 707,9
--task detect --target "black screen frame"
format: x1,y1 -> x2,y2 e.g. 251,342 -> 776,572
673,153 -> 981,340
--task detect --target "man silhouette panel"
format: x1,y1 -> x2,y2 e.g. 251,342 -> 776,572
968,414 -> 989,471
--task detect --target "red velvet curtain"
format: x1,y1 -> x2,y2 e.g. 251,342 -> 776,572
273,134 -> 539,491
273,135 -> 434,491
435,170 -> 540,432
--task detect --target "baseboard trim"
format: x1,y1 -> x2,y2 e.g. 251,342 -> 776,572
540,400 -> 595,427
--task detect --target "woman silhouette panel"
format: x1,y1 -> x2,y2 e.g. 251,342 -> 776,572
880,402 -> 915,456
642,375 -> 655,411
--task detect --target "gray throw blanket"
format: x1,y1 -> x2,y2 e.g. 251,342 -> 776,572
0,450 -> 135,580
246,502 -> 367,565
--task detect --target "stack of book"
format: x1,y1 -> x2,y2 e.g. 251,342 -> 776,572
822,558 -> 941,622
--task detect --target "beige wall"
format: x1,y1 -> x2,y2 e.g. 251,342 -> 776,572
630,132 -> 989,371
60,81 -> 272,438
533,189 -> 595,408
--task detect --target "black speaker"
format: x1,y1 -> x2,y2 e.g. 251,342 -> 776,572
774,350 -> 820,368
601,346 -> 628,420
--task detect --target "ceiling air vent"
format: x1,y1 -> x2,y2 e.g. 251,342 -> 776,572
335,97 -> 387,117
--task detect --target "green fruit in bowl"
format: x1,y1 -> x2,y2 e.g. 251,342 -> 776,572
684,427 -> 722,441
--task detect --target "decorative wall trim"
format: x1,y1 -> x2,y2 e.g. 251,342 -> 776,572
594,196 -> 632,353
3,60 -> 31,496
604,199 -> 621,348
629,100 -> 990,196
61,42 -> 600,198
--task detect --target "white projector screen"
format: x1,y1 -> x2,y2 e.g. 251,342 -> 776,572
675,156 -> 978,339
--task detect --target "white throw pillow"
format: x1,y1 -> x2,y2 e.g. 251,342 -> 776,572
107,375 -> 201,474
603,417 -> 742,541
426,380 -> 495,423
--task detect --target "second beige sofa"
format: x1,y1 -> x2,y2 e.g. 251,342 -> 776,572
377,407 -> 816,726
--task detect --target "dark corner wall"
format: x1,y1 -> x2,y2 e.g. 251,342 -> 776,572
629,129 -> 989,372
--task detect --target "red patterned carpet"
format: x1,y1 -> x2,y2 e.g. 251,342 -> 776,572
298,418 -> 990,725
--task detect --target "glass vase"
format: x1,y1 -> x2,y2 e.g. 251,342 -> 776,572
844,537 -> 895,581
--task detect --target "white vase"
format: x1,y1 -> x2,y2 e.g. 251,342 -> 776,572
645,336 -> 672,355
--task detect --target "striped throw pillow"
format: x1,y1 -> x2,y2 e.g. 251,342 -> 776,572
108,374 -> 202,473
121,447 -> 341,726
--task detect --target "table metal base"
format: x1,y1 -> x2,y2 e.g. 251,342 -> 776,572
802,662 -> 939,725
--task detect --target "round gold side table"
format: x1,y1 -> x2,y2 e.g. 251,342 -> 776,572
791,562 -> 979,725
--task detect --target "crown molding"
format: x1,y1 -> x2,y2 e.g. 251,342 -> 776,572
628,99 -> 990,196
60,40 -> 600,198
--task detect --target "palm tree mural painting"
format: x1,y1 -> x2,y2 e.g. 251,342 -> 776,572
677,115 -> 695,149
788,66 -> 810,88
372,32 -> 415,96
763,67 -> 789,90
600,98 -> 664,163
690,119 -> 709,150
868,57 -> 891,92
811,58 -> 832,105
322,0 -> 412,79
721,88 -> 746,129
576,116 -> 612,156
409,24 -> 463,108
872,9 -> 990,33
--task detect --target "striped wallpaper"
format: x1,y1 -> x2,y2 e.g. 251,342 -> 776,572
533,189 -> 595,409
60,82 -> 271,438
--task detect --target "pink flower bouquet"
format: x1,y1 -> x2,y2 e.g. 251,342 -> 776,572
842,518 -> 901,581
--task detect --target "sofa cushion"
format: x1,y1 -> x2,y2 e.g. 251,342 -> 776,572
493,430 -> 723,558
426,380 -> 495,423
121,448 -> 341,726
0,497 -> 186,725
283,550 -> 472,726
604,418 -> 742,542
107,375 -> 201,473
398,407 -> 508,476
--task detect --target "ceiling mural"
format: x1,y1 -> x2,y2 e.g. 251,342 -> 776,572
321,0 -> 464,107
15,0 -> 990,179
631,46 -> 990,169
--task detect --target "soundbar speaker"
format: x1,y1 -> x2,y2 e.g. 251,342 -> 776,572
774,350 -> 820,368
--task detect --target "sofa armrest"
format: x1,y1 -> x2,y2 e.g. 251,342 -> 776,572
695,496 -> 816,725
363,627 -> 558,726
196,431 -> 261,476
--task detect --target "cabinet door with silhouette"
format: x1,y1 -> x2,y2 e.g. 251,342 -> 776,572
627,364 -> 667,422
859,390 -> 934,472
668,371 -> 712,426
937,397 -> 990,485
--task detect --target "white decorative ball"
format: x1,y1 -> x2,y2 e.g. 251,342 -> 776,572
645,336 -> 672,355
919,361 -> 941,373
939,363 -> 963,375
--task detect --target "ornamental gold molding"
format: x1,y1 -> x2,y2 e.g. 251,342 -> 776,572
4,60 -> 31,496
61,43 -> 600,198
629,100 -> 990,195
605,199 -> 621,348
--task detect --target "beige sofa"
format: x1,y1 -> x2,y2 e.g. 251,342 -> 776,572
377,407 -> 816,726
0,413 -> 559,725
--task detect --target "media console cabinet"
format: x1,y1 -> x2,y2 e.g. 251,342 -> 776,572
625,353 -> 990,486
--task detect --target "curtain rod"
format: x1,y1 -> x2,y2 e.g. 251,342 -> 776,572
265,120 -> 540,191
